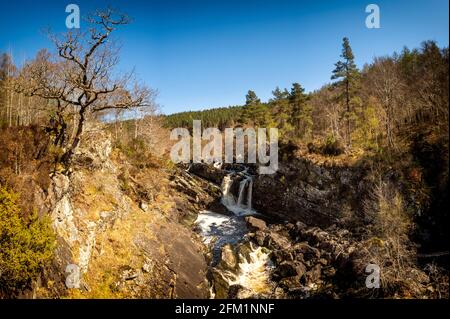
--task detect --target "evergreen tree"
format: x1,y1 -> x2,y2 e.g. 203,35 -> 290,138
271,87 -> 289,101
241,90 -> 266,126
331,37 -> 360,146
164,105 -> 244,130
270,87 -> 291,137
289,83 -> 312,140
245,90 -> 260,106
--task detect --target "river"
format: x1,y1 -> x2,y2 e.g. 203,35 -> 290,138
194,169 -> 275,299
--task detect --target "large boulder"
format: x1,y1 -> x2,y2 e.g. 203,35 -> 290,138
264,231 -> 292,250
245,216 -> 267,232
73,130 -> 112,169
292,242 -> 321,261
303,264 -> 322,286
275,261 -> 307,278
211,268 -> 231,299
279,276 -> 302,291
218,244 -> 238,271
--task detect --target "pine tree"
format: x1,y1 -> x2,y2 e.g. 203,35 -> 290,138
245,90 -> 260,106
289,83 -> 312,140
271,87 -> 289,101
241,90 -> 264,126
331,37 -> 360,146
270,87 -> 292,138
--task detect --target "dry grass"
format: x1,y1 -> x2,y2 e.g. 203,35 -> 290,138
65,148 -> 179,299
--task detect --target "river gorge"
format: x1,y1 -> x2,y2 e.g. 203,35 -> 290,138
194,167 -> 275,298
187,162 -> 372,299
9,129 -> 443,299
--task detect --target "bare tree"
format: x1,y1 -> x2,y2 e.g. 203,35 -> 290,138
17,8 -> 154,165
365,57 -> 402,149
133,94 -> 159,140
310,84 -> 343,141
0,52 -> 17,127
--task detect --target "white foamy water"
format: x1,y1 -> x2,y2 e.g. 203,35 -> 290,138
195,210 -> 247,253
194,171 -> 273,299
221,174 -> 256,216
195,211 -> 230,242
221,243 -> 274,298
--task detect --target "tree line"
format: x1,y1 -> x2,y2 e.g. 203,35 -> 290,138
165,37 -> 449,155
1,30 -> 448,159
164,105 -> 243,130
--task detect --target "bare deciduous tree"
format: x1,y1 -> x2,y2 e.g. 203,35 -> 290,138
365,57 -> 402,149
17,8 -> 155,165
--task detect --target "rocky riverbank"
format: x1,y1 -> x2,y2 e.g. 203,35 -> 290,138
188,160 -> 445,299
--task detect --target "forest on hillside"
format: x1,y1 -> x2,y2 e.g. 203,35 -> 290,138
165,38 -> 449,158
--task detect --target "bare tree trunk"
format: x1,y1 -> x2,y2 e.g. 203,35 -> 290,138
26,95 -> 31,125
62,110 -> 85,165
4,81 -> 9,127
71,104 -> 77,140
386,102 -> 394,149
7,50 -> 14,128
345,78 -> 351,147
17,92 -> 22,126
9,89 -> 13,127
134,117 -> 139,139
6,80 -> 10,127
114,116 -> 120,140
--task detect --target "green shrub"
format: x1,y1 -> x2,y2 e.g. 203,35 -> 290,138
0,186 -> 55,293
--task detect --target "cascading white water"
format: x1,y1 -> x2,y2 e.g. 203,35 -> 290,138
237,178 -> 248,207
195,211 -> 233,245
221,173 -> 255,216
221,242 -> 274,298
195,170 -> 272,299
247,179 -> 253,211
221,174 -> 236,208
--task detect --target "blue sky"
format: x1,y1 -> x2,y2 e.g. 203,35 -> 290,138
0,0 -> 448,114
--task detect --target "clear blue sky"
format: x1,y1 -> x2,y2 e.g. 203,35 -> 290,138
0,0 -> 448,114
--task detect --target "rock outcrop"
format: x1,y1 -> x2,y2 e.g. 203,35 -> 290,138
187,163 -> 226,185
242,218 -> 357,298
252,157 -> 371,227
40,129 -> 218,298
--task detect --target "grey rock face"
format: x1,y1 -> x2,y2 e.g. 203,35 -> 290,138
252,158 -> 370,226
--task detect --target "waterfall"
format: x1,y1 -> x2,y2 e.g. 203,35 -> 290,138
221,173 -> 255,216
221,174 -> 236,207
237,178 -> 248,207
195,169 -> 272,299
237,177 -> 253,210
247,179 -> 253,210
220,242 -> 274,298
